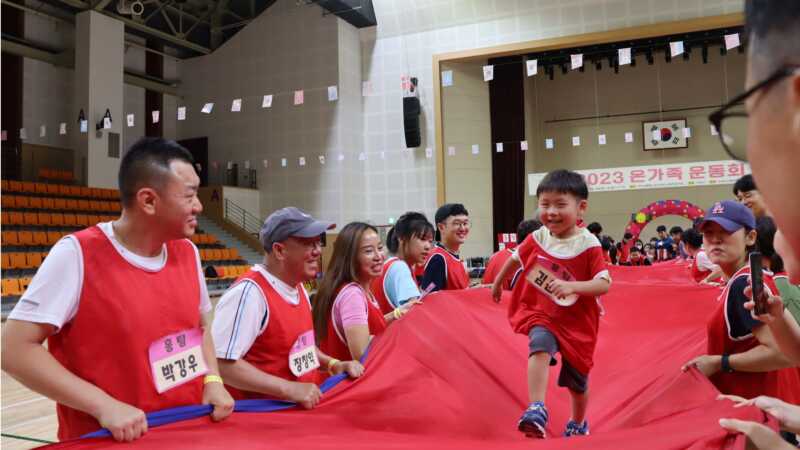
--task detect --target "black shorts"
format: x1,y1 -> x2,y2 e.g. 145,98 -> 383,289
528,326 -> 589,393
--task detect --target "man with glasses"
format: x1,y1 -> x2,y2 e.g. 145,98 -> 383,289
421,203 -> 471,292
212,207 -> 363,408
713,2 -> 800,447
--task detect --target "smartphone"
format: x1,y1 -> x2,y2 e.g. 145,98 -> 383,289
749,252 -> 768,315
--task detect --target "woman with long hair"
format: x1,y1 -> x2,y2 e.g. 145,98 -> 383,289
314,222 -> 415,364
371,212 -> 434,314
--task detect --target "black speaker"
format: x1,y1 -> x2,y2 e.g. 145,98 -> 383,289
403,96 -> 421,148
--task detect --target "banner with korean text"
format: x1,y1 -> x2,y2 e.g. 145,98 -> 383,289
528,160 -> 750,195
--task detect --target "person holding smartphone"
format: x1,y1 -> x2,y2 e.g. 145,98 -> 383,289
681,201 -> 800,404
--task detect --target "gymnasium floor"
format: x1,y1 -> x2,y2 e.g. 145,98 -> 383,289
2,365 -> 58,449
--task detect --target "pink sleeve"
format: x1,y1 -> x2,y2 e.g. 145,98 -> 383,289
333,285 -> 370,329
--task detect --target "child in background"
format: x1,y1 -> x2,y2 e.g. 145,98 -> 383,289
483,219 -> 541,290
490,170 -> 611,438
682,228 -> 724,284
670,226 -> 687,259
626,247 -> 652,266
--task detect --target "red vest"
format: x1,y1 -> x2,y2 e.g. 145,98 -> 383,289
707,266 -> 800,403
48,226 -> 203,440
224,270 -> 319,399
371,257 -> 402,315
690,257 -> 707,283
422,245 -> 470,291
482,248 -> 513,290
319,282 -> 387,363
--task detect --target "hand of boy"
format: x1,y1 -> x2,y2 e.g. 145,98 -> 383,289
548,279 -> 575,299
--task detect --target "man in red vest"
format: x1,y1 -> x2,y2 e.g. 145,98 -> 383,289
1,138 -> 234,442
213,207 -> 363,408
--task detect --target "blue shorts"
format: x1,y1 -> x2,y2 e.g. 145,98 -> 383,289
528,326 -> 589,393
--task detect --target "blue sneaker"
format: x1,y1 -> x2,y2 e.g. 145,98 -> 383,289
563,419 -> 589,437
517,401 -> 548,438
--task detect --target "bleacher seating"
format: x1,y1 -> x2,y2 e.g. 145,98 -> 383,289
2,180 -> 250,313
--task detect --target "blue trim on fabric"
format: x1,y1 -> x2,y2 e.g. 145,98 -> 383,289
225,281 -> 252,359
80,344 -> 374,439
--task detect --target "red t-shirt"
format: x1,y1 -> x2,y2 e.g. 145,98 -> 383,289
507,227 -> 609,375
482,248 -> 514,290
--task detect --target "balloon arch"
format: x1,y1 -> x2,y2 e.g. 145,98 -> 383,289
623,199 -> 705,241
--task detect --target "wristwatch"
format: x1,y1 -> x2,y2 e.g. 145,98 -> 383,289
721,354 -> 734,373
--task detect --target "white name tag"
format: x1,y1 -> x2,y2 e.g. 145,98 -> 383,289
526,256 -> 579,307
148,328 -> 208,394
289,330 -> 320,377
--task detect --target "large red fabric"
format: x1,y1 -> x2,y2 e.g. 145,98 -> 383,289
48,226 -> 203,440
47,264 -> 779,449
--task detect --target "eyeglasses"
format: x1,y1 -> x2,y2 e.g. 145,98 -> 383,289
708,65 -> 800,161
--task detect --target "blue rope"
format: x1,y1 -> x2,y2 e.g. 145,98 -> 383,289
82,345 -> 372,439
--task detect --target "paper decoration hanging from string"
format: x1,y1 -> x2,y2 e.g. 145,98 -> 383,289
20,128 -> 27,140
103,117 -> 111,129
294,90 -> 304,105
262,159 -> 268,169
244,160 -> 250,170
624,132 -> 634,143
202,103 -> 214,113
572,136 -> 581,147
683,127 -> 692,138
571,54 -> 583,70
618,48 -> 632,66
441,70 -> 453,87
425,147 -> 433,159
152,111 -> 160,123
127,114 -> 135,127
319,155 -> 326,165
80,120 -> 88,133
262,95 -> 273,108
670,41 -> 684,57
710,125 -> 719,136
362,81 -> 373,97
496,142 -> 504,153
39,125 -> 46,137
724,33 -> 740,50
281,158 -> 287,167
482,65 -> 494,81
545,138 -> 554,149
521,140 -> 528,151
338,153 -> 345,162
381,151 -> 386,160
231,99 -> 242,112
59,123 -> 67,135
526,59 -> 538,76
299,157 -> 306,166
471,144 -> 480,155
358,152 -> 366,161
227,161 -> 233,170
598,134 -> 607,145
448,146 -> 456,156
327,86 -> 338,102
178,106 -> 186,121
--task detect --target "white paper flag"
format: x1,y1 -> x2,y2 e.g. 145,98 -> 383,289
231,99 -> 242,112
545,138 -> 554,149
338,153 -> 345,162
59,123 -> 66,135
683,127 -> 692,138
381,151 -> 386,160
80,120 -> 88,133
244,160 -> 250,169
710,125 -> 719,136
618,48 -> 632,66
526,59 -> 538,76
496,142 -> 504,153
670,41 -> 684,57
20,128 -> 27,140
127,114 -> 135,127
521,140 -> 528,151
40,125 -> 46,137
447,146 -> 456,156
202,103 -> 214,113
471,144 -> 480,155
262,95 -> 273,108
177,106 -> 186,121
362,81 -> 373,97
425,147 -> 433,159
281,158 -> 287,167
299,157 -> 306,166
103,117 -> 111,129
724,33 -> 740,50
152,111 -> 160,123
262,159 -> 269,169
572,136 -> 581,147
571,54 -> 583,69
319,155 -> 326,165
358,152 -> 366,161
327,86 -> 338,102
483,65 -> 494,81
294,90 -> 304,105
624,132 -> 634,143
598,134 -> 607,145
441,70 -> 453,87
227,161 -> 233,170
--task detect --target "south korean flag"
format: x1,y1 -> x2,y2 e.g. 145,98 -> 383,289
643,119 -> 688,150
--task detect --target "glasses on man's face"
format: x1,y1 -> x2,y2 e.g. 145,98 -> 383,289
708,65 -> 799,161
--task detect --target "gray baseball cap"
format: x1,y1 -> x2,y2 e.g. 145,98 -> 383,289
259,207 -> 335,251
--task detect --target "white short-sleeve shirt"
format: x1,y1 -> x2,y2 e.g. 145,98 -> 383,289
8,222 -> 212,330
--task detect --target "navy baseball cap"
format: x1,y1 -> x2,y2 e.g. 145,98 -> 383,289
259,207 -> 335,251
700,200 -> 755,233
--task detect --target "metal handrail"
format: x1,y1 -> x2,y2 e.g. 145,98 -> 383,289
223,198 -> 261,237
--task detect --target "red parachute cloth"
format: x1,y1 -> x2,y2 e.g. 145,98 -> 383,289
45,264 -> 777,449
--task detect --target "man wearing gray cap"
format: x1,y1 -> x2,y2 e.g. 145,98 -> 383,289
212,207 -> 363,408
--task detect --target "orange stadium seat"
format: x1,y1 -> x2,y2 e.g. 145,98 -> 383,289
33,231 -> 48,246
28,197 -> 43,209
79,187 -> 91,198
10,252 -> 28,269
46,231 -> 62,245
1,195 -> 13,209
26,253 -> 42,268
68,186 -> 81,197
9,212 -> 24,225
63,214 -> 77,227
51,213 -> 65,226
46,184 -> 59,195
37,212 -> 52,226
13,196 -> 29,209
58,185 -> 70,196
77,200 -> 90,211
229,248 -> 240,260
75,215 -> 89,227
1,254 -> 11,271
21,182 -> 35,193
2,278 -> 23,297
53,198 -> 67,210
8,180 -> 23,192
34,183 -> 47,195
23,212 -> 38,226
2,230 -> 19,246
41,197 -> 55,209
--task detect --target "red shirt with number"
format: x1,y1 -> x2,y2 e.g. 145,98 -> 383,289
707,266 -> 800,403
319,282 -> 387,364
482,248 -> 514,290
48,226 -> 204,440
224,269 -> 319,399
508,227 -> 610,376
